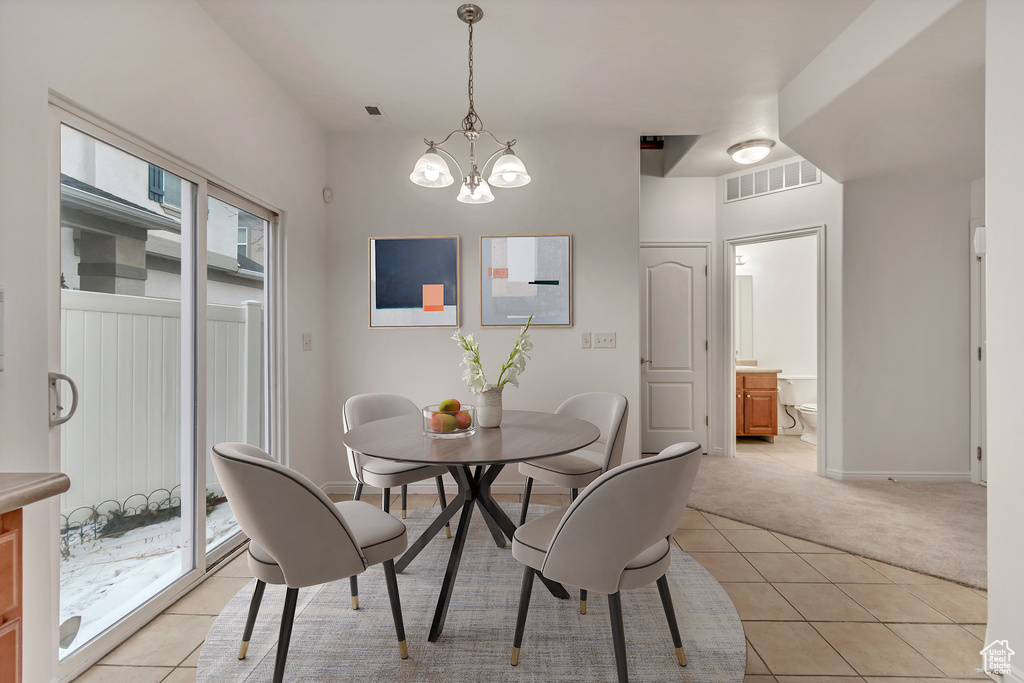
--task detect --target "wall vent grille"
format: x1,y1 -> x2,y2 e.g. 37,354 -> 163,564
724,159 -> 820,203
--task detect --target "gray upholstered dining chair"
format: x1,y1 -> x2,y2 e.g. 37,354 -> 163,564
211,442 -> 409,683
510,441 -> 702,683
343,393 -> 452,609
518,391 -> 627,612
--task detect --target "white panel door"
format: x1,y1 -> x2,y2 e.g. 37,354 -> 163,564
640,246 -> 707,453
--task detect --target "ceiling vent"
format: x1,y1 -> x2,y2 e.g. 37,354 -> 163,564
364,104 -> 389,122
724,159 -> 820,203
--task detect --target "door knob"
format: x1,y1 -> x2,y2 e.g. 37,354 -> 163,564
640,357 -> 652,365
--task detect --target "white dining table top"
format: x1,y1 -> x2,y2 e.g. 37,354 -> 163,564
342,409 -> 601,466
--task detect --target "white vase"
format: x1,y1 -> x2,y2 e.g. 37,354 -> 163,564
478,384 -> 504,428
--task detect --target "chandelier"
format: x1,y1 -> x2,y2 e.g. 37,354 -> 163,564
409,4 -> 531,204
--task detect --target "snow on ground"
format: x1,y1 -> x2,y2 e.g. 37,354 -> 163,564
60,503 -> 241,653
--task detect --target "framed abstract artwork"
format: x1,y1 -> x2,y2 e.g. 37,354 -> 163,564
480,234 -> 572,327
369,236 -> 459,328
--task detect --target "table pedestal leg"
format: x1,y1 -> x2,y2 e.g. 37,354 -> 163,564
428,466 -> 476,642
427,464 -> 570,641
473,466 -> 507,548
394,488 -> 464,573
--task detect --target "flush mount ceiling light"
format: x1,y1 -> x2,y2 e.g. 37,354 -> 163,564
410,4 -> 530,204
727,139 -> 776,165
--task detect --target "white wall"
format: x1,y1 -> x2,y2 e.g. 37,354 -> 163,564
985,0 -> 1024,675
0,1 -> 328,679
717,170 -> 844,469
735,236 -> 818,376
639,176 -> 716,243
325,129 -> 641,492
840,174 -> 971,481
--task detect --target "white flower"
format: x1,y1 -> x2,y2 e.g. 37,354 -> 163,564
452,315 -> 534,393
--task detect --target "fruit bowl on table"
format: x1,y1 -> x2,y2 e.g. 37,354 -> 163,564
422,403 -> 476,439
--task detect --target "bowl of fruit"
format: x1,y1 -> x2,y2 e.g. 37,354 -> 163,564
422,399 -> 476,439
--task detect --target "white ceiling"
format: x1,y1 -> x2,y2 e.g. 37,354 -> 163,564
196,0 -> 873,177
781,0 -> 985,183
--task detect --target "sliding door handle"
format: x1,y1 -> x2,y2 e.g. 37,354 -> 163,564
49,372 -> 79,427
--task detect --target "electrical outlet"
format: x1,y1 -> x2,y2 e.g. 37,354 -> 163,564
581,332 -> 592,349
594,332 -> 616,349
302,332 -> 313,351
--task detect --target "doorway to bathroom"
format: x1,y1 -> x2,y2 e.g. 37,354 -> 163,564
726,227 -> 825,475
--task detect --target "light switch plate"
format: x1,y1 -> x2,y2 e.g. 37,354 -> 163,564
302,333 -> 313,351
581,332 -> 592,349
594,332 -> 616,348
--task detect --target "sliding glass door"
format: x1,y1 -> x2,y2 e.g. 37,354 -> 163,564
55,112 -> 275,661
204,192 -> 270,556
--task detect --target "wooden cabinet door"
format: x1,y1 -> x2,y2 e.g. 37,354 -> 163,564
744,389 -> 778,435
736,389 -> 744,435
0,619 -> 20,683
1,509 -> 21,683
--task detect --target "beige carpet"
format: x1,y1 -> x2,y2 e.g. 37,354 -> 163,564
687,455 -> 987,589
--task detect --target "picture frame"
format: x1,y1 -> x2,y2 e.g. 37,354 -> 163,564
369,236 -> 460,328
480,234 -> 572,327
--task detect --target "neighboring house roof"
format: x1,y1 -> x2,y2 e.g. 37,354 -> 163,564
61,173 -> 181,234
237,253 -> 264,274
61,173 -> 163,217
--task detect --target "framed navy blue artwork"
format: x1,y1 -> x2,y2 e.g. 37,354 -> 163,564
369,236 -> 460,328
480,234 -> 572,327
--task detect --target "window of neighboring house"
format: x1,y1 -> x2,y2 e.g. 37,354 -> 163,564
237,226 -> 248,260
147,164 -> 164,202
148,165 -> 182,210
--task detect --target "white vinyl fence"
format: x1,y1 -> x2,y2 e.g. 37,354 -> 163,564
60,290 -> 263,521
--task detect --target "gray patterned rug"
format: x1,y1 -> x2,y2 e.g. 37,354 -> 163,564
198,504 -> 745,682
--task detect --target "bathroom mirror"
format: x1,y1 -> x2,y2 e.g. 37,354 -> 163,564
735,274 -> 753,359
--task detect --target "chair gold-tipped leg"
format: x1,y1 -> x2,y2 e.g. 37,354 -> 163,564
511,646 -> 520,666
402,509 -> 407,519
352,595 -> 359,610
676,645 -> 687,666
445,523 -> 452,538
398,639 -> 408,659
237,639 -> 249,660
580,599 -> 587,614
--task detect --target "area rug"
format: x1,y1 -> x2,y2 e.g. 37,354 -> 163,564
198,504 -> 745,682
688,455 -> 987,589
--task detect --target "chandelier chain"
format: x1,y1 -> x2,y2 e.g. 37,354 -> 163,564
462,19 -> 481,132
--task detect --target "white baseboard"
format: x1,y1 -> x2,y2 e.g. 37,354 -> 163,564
823,470 -> 973,483
711,447 -> 725,457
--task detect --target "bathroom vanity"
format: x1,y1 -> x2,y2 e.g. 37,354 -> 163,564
736,369 -> 780,441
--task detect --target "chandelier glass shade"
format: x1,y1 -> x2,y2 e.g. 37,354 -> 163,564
409,149 -> 455,188
410,5 -> 530,203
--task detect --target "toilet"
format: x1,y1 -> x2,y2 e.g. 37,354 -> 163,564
777,376 -> 817,445
796,404 -> 817,445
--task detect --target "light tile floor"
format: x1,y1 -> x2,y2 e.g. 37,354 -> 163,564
78,493 -> 988,682
736,434 -> 818,472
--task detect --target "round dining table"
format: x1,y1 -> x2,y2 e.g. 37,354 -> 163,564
342,409 -> 600,641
